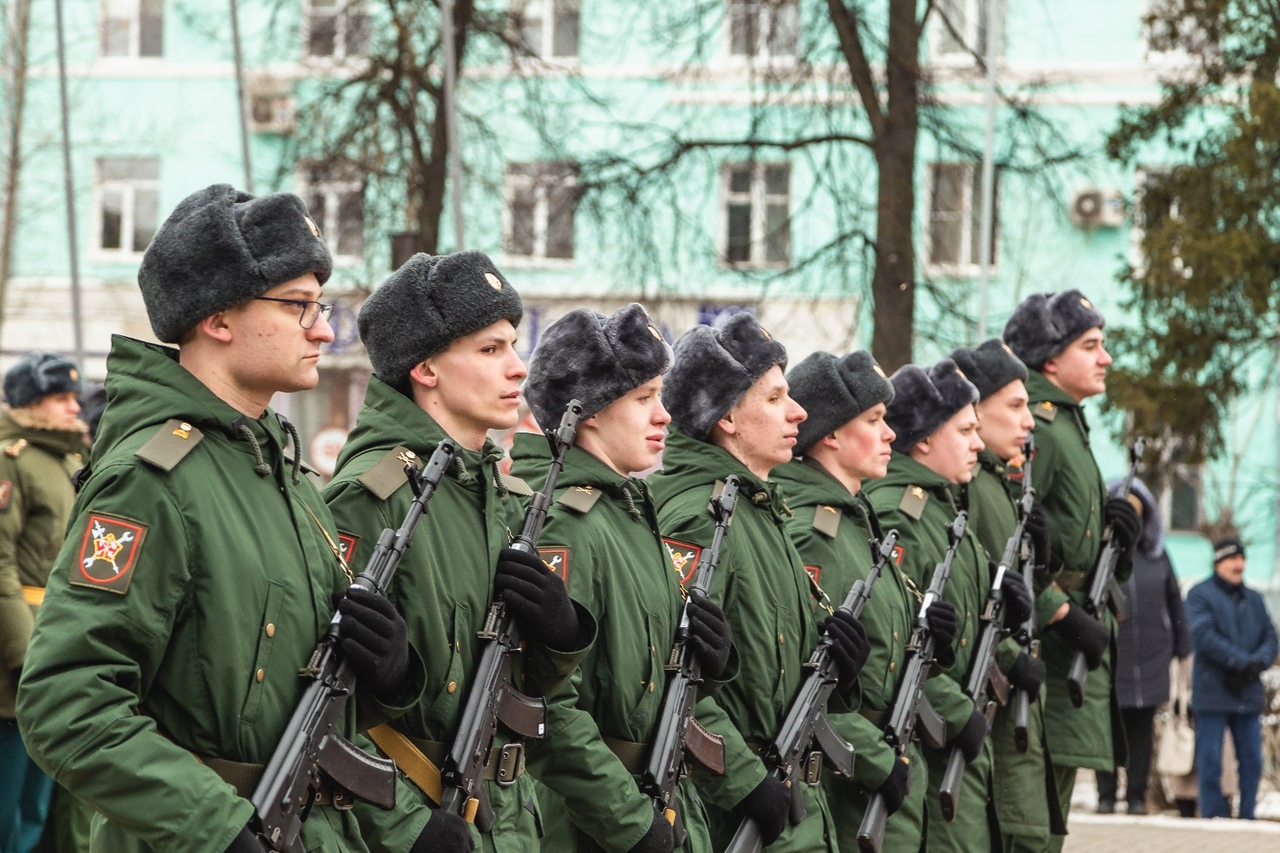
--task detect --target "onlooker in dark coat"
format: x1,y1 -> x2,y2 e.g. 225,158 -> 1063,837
1095,478 -> 1191,814
1186,538 -> 1279,819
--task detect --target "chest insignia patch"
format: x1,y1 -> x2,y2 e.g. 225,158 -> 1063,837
537,547 -> 570,588
890,544 -> 905,567
337,531 -> 360,565
71,513 -> 148,594
0,480 -> 11,511
663,538 -> 703,584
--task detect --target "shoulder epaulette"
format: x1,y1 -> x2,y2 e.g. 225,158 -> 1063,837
811,504 -> 842,539
558,484 -> 602,514
135,419 -> 204,472
1033,401 -> 1058,424
357,446 -> 422,501
499,472 -> 534,498
4,438 -> 27,458
897,485 -> 929,521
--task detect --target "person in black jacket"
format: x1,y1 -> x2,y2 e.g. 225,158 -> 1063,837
1095,477 -> 1191,814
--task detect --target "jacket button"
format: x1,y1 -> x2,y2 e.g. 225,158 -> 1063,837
455,640 -> 461,652
255,668 -> 265,683
893,631 -> 899,640
961,638 -> 967,647
889,662 -> 895,672
648,682 -> 655,693
448,681 -> 457,694
265,623 -> 275,638
778,634 -> 785,645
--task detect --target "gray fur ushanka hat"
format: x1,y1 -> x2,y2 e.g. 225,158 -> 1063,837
787,350 -> 894,455
358,251 -> 523,388
523,303 -> 672,431
1002,289 -> 1105,370
662,312 -> 788,441
949,338 -> 1028,401
138,184 -> 333,342
886,358 -> 979,453
4,352 -> 82,408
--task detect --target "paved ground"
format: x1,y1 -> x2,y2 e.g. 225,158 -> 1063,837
1063,812 -> 1280,852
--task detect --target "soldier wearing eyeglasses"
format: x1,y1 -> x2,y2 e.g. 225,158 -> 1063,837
16,185 -> 432,853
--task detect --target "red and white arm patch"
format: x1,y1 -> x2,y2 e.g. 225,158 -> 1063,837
538,547 -> 570,589
337,531 -> 360,566
663,538 -> 703,584
891,545 -> 905,567
804,564 -> 822,586
70,512 -> 148,594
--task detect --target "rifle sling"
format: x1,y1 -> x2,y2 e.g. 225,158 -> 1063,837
603,736 -> 648,773
1055,569 -> 1088,592
366,725 -> 525,805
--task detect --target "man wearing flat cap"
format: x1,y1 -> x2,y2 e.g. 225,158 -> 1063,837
1185,538 -> 1278,820
325,251 -> 595,853
1002,290 -> 1142,846
512,303 -> 736,853
866,358 -> 1027,852
648,314 -> 870,852
951,339 -> 1063,852
17,185 -> 428,853
773,351 -> 958,853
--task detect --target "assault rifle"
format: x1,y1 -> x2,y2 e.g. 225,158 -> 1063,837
251,439 -> 457,853
1066,437 -> 1145,708
725,530 -> 900,853
938,442 -> 1037,820
438,400 -> 583,829
640,476 -> 741,846
857,512 -> 968,853
1012,436 -> 1037,752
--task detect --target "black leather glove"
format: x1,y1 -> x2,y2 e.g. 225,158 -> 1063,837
822,609 -> 870,694
1024,501 -> 1052,571
878,757 -> 912,817
493,547 -> 581,651
336,586 -> 409,700
1104,497 -> 1142,563
1051,603 -> 1109,670
1001,571 -> 1033,630
409,809 -> 474,853
924,599 -> 958,650
1006,651 -> 1047,694
685,590 -> 733,680
731,775 -> 790,846
224,825 -> 263,853
626,812 -> 675,853
951,708 -> 990,762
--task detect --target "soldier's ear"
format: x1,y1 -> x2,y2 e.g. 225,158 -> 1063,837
715,410 -> 737,437
409,359 -> 439,389
196,310 -> 234,344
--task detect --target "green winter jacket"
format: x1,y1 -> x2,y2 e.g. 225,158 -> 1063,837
1024,371 -> 1125,770
649,429 -> 837,853
323,377 -> 592,853
16,336 -> 428,853
513,434 -> 736,853
0,408 -> 83,717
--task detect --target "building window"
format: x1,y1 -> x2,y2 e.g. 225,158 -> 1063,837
100,0 -> 163,58
514,0 -> 579,59
300,164 -> 365,261
930,0 -> 1002,63
721,162 -> 790,267
503,162 -> 578,262
95,158 -> 159,255
306,0 -> 369,60
926,162 -> 997,273
727,0 -> 799,60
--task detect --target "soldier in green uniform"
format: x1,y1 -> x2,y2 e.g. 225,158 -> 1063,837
866,359 -> 1034,853
1002,291 -> 1141,850
16,185 -> 431,853
513,303 -> 738,853
0,354 -> 84,852
324,251 -> 595,853
772,350 -> 959,853
950,339 -> 1063,852
648,314 -> 871,853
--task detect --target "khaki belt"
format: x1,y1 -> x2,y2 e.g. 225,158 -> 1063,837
1056,571 -> 1089,593
603,736 -> 648,774
21,585 -> 43,606
366,725 -> 525,805
858,706 -> 888,727
200,755 -> 264,798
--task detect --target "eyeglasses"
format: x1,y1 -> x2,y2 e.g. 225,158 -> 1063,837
254,296 -> 334,329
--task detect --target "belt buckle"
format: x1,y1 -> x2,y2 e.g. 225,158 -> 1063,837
496,743 -> 524,787
804,751 -> 823,786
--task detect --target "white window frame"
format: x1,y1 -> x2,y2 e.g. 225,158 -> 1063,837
718,161 -> 791,269
512,0 -> 580,61
99,0 -> 164,60
92,157 -> 159,258
298,164 -> 365,264
929,0 -> 1003,66
924,161 -> 998,277
501,161 -> 579,267
304,0 -> 370,62
724,0 -> 799,64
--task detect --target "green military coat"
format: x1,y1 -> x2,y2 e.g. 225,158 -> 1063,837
512,434 -> 738,853
0,408 -> 83,718
772,458 -> 928,853
966,452 -> 1064,846
324,377 -> 591,853
865,453 -> 993,853
649,429 -> 837,853
1024,371 -> 1125,771
17,336 -> 428,853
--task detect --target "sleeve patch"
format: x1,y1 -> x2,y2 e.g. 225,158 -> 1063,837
0,480 -> 11,511
804,564 -> 822,586
537,547 -> 570,588
337,531 -> 360,566
663,538 -> 703,584
70,512 -> 148,594
891,545 -> 905,567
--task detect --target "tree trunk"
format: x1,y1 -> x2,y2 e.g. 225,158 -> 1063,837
415,0 -> 474,255
0,0 -> 32,338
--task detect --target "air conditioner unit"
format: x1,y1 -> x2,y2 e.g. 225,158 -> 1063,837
1069,187 -> 1126,228
246,79 -> 296,135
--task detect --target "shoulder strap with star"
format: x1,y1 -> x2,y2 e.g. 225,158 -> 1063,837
810,504 -> 842,539
557,484 -> 603,514
357,446 -> 423,501
1033,400 -> 1058,424
135,419 -> 205,472
897,484 -> 929,521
